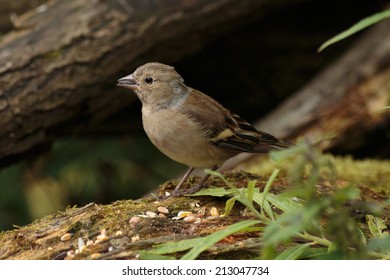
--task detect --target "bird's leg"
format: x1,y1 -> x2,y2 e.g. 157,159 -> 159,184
186,165 -> 219,195
171,167 -> 195,196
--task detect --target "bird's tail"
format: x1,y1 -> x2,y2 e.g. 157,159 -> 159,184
271,139 -> 293,149
251,137 -> 293,153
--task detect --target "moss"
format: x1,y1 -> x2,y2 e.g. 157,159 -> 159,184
242,154 -> 390,195
0,155 -> 388,260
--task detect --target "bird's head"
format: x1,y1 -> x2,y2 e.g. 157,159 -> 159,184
117,62 -> 188,107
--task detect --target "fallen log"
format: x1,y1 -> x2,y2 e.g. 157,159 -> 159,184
0,0 -> 306,165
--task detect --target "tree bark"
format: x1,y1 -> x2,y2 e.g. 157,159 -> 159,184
224,19 -> 390,169
0,0 -> 389,167
0,0 -> 47,32
257,20 -> 390,143
0,0 -> 306,166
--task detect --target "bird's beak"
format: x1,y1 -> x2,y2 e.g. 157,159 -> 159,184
117,74 -> 138,90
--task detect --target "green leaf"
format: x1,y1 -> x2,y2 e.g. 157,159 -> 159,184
367,215 -> 389,239
246,180 -> 256,205
181,220 -> 259,260
191,187 -> 235,197
328,242 -> 337,253
235,189 -> 263,220
261,244 -> 277,260
138,251 -> 177,260
149,237 -> 204,255
261,169 -> 280,208
357,227 -> 367,245
149,220 -> 259,259
224,197 -> 236,216
261,199 -> 275,221
299,247 -> 329,259
332,186 -> 360,202
256,169 -> 280,220
254,192 -> 303,214
263,202 -> 322,246
241,226 -> 265,232
204,169 -> 235,189
367,236 -> 390,253
275,243 -> 311,260
318,9 -> 390,52
262,216 -> 299,246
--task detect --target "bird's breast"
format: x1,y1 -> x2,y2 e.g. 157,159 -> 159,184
141,106 -> 234,168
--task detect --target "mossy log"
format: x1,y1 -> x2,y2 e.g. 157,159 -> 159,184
1,158 -> 388,260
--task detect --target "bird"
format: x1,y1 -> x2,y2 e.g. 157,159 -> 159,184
117,62 -> 290,196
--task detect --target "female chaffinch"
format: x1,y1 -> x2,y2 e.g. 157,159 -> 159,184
117,62 -> 290,196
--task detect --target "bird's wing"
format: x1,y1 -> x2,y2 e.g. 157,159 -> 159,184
210,112 -> 291,153
181,88 -> 290,153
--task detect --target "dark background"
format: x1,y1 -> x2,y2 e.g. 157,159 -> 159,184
0,0 -> 388,230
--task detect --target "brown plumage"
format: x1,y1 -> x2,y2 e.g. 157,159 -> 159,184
117,62 -> 290,196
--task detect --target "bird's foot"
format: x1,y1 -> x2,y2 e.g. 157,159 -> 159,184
186,183 -> 204,195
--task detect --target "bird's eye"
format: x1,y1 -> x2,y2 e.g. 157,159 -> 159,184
145,76 -> 154,84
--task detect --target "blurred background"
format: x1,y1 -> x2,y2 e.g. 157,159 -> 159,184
0,0 -> 389,230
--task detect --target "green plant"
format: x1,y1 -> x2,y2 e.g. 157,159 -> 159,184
318,9 -> 390,52
138,141 -> 389,260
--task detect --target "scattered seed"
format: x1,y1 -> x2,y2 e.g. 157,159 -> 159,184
47,247 -> 53,251
206,216 -> 219,220
172,211 -> 193,220
146,211 -> 158,218
86,240 -> 94,246
60,233 -> 72,241
100,229 -> 107,236
108,246 -> 114,252
78,237 -> 85,248
158,213 -> 167,219
241,209 -> 251,216
96,235 -> 109,242
210,207 -> 219,217
137,214 -> 149,218
131,234 -> 140,242
184,215 -> 196,223
66,250 -> 75,257
165,192 -> 171,197
115,230 -> 123,236
78,237 -> 86,253
177,211 -> 193,218
90,253 -> 101,259
157,206 -> 169,214
190,202 -> 201,208
129,216 -> 141,228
